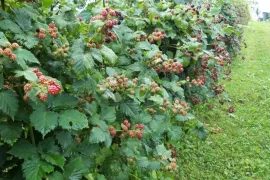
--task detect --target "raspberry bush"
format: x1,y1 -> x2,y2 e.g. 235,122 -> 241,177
0,0 -> 243,179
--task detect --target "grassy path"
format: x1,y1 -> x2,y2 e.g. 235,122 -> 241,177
179,22 -> 270,179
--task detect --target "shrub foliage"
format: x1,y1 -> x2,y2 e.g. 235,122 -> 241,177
0,0 -> 244,179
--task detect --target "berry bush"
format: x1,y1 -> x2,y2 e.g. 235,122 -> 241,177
0,0 -> 243,179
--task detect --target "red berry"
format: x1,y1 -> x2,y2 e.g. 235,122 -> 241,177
49,22 -> 55,29
32,68 -> 40,73
75,137 -> 81,143
3,85 -> 9,89
3,48 -> 12,56
101,10 -> 108,17
48,79 -> 56,85
11,43 -> 19,49
123,120 -> 129,125
9,54 -> 16,61
39,93 -> 48,102
110,129 -> 116,136
51,32 -> 58,39
109,126 -> 114,131
112,19 -> 118,25
122,125 -> 128,131
139,124 -> 144,130
120,133 -> 125,139
38,75 -> 47,84
38,33 -> 46,39
24,84 -> 32,91
106,20 -> 113,27
48,85 -> 61,95
137,132 -> 143,140
109,10 -> 116,16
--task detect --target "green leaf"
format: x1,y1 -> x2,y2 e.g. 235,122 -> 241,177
30,107 -> 59,137
64,157 -> 84,180
120,102 -> 140,117
90,48 -> 103,63
14,33 -> 39,49
0,32 -> 8,46
0,20 -> 22,33
100,45 -> 118,65
149,95 -> 163,105
155,144 -> 171,158
100,106 -> 116,122
137,157 -> 150,168
71,39 -> 94,76
13,8 -> 32,32
58,110 -> 88,130
0,74 -> 3,89
89,127 -> 111,147
22,157 -> 54,180
136,41 -> 152,50
0,90 -> 19,119
40,0 -> 54,8
51,94 -> 79,110
8,139 -> 37,159
41,153 -> 65,169
55,131 -> 73,150
175,113 -> 195,122
167,126 -> 182,142
48,171 -> 63,180
13,48 -> 40,69
0,122 -> 22,145
14,69 -> 38,82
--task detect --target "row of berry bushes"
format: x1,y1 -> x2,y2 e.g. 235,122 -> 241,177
0,0 -> 243,179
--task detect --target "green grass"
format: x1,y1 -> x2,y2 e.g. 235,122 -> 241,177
178,22 -> 270,179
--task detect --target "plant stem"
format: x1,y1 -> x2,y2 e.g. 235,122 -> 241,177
103,0 -> 105,7
29,123 -> 36,146
1,0 -> 4,11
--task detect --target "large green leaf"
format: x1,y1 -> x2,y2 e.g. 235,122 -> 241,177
58,109 -> 88,130
30,107 -> 59,137
48,171 -> 64,180
100,45 -> 118,65
14,33 -> 39,49
55,131 -> 73,150
14,69 -> 38,82
100,106 -> 116,122
8,139 -> 37,159
41,153 -> 65,169
89,127 -> 112,147
51,94 -> 79,110
71,39 -> 94,76
22,157 -> 54,180
0,32 -> 8,46
64,157 -> 84,180
0,90 -> 19,119
167,126 -> 182,142
13,48 -> 40,69
0,122 -> 22,144
0,20 -> 22,33
13,8 -> 32,32
120,102 -> 140,117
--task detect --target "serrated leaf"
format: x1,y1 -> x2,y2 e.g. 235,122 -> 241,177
0,32 -> 8,46
120,102 -> 140,117
71,40 -> 94,76
8,139 -> 37,159
14,33 -> 39,49
136,41 -> 152,50
100,45 -> 118,65
30,107 -> 59,137
0,90 -> 19,119
137,157 -> 150,168
0,122 -> 22,145
48,171 -> 63,180
13,8 -> 32,32
22,157 -> 54,180
175,113 -> 195,122
58,109 -> 88,130
13,48 -> 40,69
55,131 -> 73,150
51,94 -> 79,110
90,48 -> 103,63
156,144 -> 171,158
0,20 -> 22,33
149,95 -> 163,105
40,0 -> 54,8
0,74 -> 3,89
167,126 -> 182,142
89,127 -> 108,144
41,153 -> 65,169
14,69 -> 38,82
100,106 -> 116,122
64,157 -> 84,180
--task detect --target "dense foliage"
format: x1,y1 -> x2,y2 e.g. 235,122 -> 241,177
0,0 -> 244,179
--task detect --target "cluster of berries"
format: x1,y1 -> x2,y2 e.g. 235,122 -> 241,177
135,34 -> 148,42
35,22 -> 58,39
191,96 -> 200,105
148,30 -> 167,43
147,54 -> 184,74
212,84 -> 224,95
88,8 -> 123,47
157,152 -> 177,170
186,76 -> 205,87
23,68 -> 62,102
52,43 -> 69,58
109,120 -> 144,140
98,74 -> 138,94
0,42 -> 19,61
171,99 -> 188,116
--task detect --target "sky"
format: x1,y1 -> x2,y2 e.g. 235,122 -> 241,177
257,0 -> 270,12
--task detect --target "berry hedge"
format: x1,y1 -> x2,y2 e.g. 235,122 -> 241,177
0,0 -> 243,179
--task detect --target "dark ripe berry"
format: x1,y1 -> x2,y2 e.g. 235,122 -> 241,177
105,37 -> 111,43
207,8 -> 210,11
191,5 -> 194,8
120,16 -> 124,20
118,21 -> 121,25
36,28 -> 40,33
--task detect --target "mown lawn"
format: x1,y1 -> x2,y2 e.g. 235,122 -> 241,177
178,22 -> 270,179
